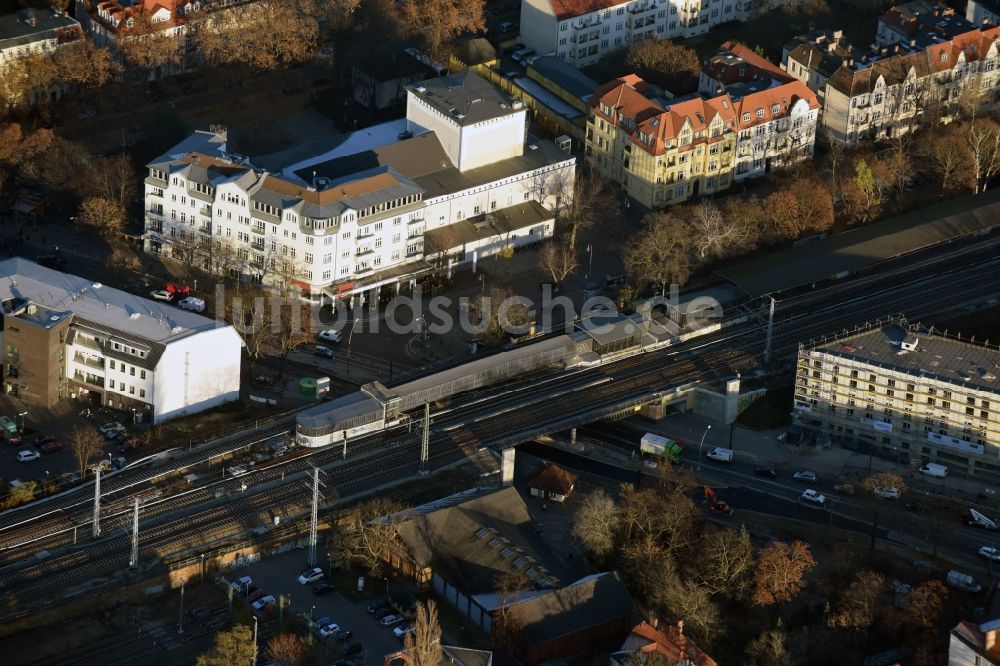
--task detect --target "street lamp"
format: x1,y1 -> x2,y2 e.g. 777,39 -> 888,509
178,581 -> 186,635
696,424 -> 712,471
310,605 -> 316,621
384,576 -> 389,597
16,411 -> 27,432
585,244 -> 593,280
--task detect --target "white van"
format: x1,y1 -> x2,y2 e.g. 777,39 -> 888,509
178,296 -> 206,313
706,447 -> 734,463
919,463 -> 948,478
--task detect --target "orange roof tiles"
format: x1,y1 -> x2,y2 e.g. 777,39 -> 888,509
260,171 -> 403,206
732,79 -> 819,129
926,26 -> 1000,72
630,621 -> 717,666
548,0 -> 621,21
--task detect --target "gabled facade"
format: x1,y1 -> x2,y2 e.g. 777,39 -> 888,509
781,29 -> 859,104
823,25 -> 1000,143
586,74 -> 738,208
520,0 -> 759,69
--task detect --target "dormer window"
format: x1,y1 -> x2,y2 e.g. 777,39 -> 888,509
755,108 -> 764,118
770,104 -> 779,115
940,52 -> 948,62
742,112 -> 750,122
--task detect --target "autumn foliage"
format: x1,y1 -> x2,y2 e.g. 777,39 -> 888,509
752,539 -> 816,606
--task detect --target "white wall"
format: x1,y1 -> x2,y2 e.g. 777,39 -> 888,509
458,112 -> 526,171
520,0 -> 560,58
406,94 -> 462,166
151,326 -> 242,423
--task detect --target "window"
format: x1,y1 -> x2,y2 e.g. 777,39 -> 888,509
756,108 -> 764,118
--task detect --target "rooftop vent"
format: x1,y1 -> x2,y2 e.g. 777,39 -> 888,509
171,325 -> 183,334
129,312 -> 141,320
901,336 -> 919,351
415,85 -> 427,93
92,283 -> 102,289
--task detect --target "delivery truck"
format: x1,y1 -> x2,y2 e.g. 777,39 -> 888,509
640,433 -> 684,465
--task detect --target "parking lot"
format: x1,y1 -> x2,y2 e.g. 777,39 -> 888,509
225,550 -> 403,663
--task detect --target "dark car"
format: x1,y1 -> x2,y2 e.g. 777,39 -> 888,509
40,440 -> 63,454
36,254 -> 66,270
374,607 -> 395,620
367,598 -> 390,614
314,345 -> 334,359
753,466 -> 777,478
330,628 -> 353,643
34,435 -> 57,449
343,642 -> 363,656
312,582 -> 335,596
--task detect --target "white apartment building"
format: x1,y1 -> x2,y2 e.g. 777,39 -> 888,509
700,43 -> 820,180
823,25 -> 1000,143
144,71 -> 575,302
0,257 -> 241,424
0,7 -> 81,65
520,0 -> 757,69
794,322 -> 1000,482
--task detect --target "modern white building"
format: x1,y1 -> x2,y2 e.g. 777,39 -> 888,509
0,257 -> 241,423
144,71 -> 575,302
520,0 -> 757,69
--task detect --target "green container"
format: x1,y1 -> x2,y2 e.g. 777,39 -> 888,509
299,377 -> 317,397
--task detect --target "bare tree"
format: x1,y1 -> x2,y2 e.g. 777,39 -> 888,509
697,525 -> 755,599
861,471 -> 905,498
826,570 -> 885,633
560,168 -> 618,251
746,624 -> 792,666
468,286 -> 532,346
329,497 -> 406,574
622,211 -> 693,292
625,38 -> 700,90
491,572 -> 530,652
925,128 -> 973,192
274,302 -> 313,379
752,539 -> 816,606
397,0 -> 485,62
688,200 -> 752,262
70,427 -> 103,477
538,240 -> 578,286
226,282 -> 276,374
965,119 -> 1000,194
266,633 -> 306,666
572,489 -> 619,558
403,600 -> 442,666
119,13 -> 185,80
655,574 -> 721,646
191,0 -> 319,71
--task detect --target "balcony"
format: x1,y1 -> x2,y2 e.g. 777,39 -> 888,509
198,205 -> 212,218
73,353 -> 104,369
147,187 -> 164,198
250,240 -> 265,251
356,247 -> 374,257
147,220 -> 163,233
147,207 -> 165,218
251,224 -> 266,235
73,371 -> 104,388
199,224 -> 213,235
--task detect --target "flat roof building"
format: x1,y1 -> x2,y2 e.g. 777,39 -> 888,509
0,257 -> 241,423
794,320 -> 1000,480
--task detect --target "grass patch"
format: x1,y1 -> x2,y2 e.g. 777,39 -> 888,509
737,383 -> 793,430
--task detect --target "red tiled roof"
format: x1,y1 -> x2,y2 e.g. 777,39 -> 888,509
528,464 -> 577,495
926,26 -> 1000,72
720,41 -> 794,83
631,621 -> 717,666
548,0 -> 621,21
732,80 -> 819,129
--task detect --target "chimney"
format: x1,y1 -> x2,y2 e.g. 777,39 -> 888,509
910,39 -> 916,47
677,620 -> 684,636
833,29 -> 843,40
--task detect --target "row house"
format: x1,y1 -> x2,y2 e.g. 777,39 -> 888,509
520,0 -> 758,69
145,72 -> 574,301
781,29 -> 860,104
701,43 -> 820,180
876,0 -> 977,49
586,74 -> 738,208
76,0 -> 194,77
0,8 -> 83,105
823,25 -> 1000,143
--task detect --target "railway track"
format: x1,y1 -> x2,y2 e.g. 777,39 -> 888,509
0,251 -> 998,616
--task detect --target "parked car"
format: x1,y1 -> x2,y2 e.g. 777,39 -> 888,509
35,435 -> 58,449
499,20 -> 514,32
232,576 -> 253,592
247,589 -> 268,604
393,624 -> 414,638
16,450 -> 40,462
380,613 -> 405,626
314,346 -> 334,359
374,606 -> 396,620
343,642 -> 364,656
149,289 -> 174,301
177,296 -> 206,312
979,546 -> 1000,561
318,620 -> 341,637
329,628 -> 353,643
0,416 -> 16,434
7,432 -> 22,445
753,466 -> 777,478
312,582 -> 335,596
112,456 -> 128,470
99,422 -> 125,436
793,470 -> 818,482
318,329 -> 342,343
367,598 -> 390,614
251,595 -> 276,611
40,440 -> 63,455
313,616 -> 334,633
297,567 -> 324,585
873,487 -> 901,499
801,489 -> 826,506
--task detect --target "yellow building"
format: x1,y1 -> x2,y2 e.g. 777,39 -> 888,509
586,75 -> 737,208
